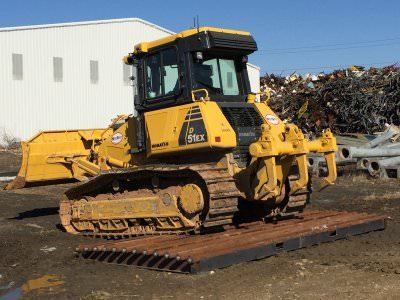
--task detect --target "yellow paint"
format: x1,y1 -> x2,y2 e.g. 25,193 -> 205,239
191,88 -> 209,101
144,101 -> 236,157
247,103 -> 338,198
7,99 -> 337,206
71,189 -> 197,231
298,100 -> 308,119
4,129 -> 111,189
247,91 -> 270,104
96,116 -> 138,167
22,274 -> 64,294
5,115 -> 140,189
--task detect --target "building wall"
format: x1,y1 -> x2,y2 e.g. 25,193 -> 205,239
247,63 -> 261,94
0,19 -> 261,141
0,19 -> 172,140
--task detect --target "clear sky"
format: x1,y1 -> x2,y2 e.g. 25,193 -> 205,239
1,0 -> 399,75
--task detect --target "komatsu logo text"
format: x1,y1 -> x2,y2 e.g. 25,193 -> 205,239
152,142 -> 169,148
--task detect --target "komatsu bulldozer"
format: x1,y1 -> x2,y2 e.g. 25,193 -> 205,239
5,27 -> 337,236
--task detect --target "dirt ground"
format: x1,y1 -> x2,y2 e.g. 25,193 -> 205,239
0,150 -> 21,177
0,152 -> 399,300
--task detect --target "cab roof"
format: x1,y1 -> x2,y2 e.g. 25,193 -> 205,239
134,26 -> 251,54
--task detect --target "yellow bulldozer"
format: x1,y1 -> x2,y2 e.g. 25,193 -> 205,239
5,27 -> 337,237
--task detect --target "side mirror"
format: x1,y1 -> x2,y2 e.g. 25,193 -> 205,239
195,51 -> 203,60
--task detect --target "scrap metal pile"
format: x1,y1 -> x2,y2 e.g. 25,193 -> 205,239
261,65 -> 400,135
261,65 -> 400,179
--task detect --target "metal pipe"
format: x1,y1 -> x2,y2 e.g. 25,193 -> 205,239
362,125 -> 400,148
375,156 -> 400,168
341,146 -> 400,159
357,158 -> 370,170
365,156 -> 400,177
107,156 -> 131,168
380,142 -> 400,149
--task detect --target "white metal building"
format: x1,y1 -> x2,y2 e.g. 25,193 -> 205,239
0,18 -> 260,141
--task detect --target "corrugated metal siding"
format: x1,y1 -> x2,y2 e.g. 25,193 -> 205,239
0,20 -> 172,140
247,63 -> 261,93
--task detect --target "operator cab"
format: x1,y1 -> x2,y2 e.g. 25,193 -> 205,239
126,27 -> 258,113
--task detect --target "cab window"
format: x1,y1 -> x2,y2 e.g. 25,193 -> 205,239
145,48 -> 179,99
193,56 -> 240,96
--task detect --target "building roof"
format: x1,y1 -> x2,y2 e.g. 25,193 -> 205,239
0,17 -> 174,34
247,63 -> 261,70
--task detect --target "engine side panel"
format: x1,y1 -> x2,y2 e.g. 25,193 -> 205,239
144,101 -> 236,157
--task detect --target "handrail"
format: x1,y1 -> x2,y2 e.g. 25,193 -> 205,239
247,91 -> 271,104
191,89 -> 209,101
256,91 -> 271,103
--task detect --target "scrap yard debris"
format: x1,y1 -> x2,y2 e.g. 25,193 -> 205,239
308,122 -> 400,179
338,124 -> 400,179
263,65 -> 400,179
261,65 -> 400,135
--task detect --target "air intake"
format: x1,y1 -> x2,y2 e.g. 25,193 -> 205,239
219,103 -> 264,166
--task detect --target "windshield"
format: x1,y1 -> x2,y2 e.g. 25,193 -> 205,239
192,56 -> 241,96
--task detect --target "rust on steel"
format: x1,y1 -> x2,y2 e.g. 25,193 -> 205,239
76,210 -> 386,273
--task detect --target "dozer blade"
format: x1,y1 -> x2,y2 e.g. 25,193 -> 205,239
4,129 -> 110,190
